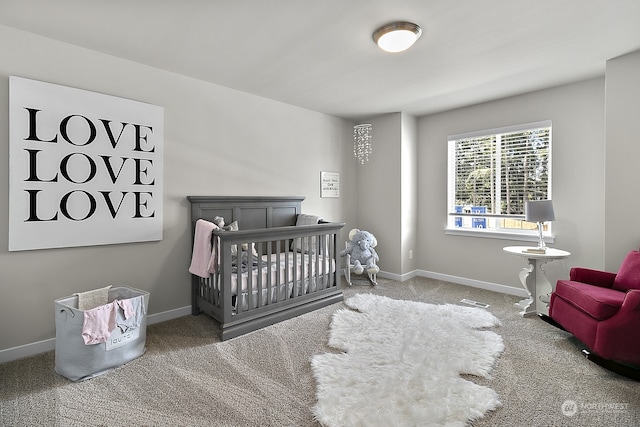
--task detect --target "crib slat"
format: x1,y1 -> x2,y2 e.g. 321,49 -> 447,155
317,234 -> 322,290
284,239 -> 295,299
274,240 -> 281,302
292,238 -> 299,297
316,234 -> 321,289
256,240 -> 263,309
246,244 -> 253,312
222,240 -> 235,322
302,236 -> 308,294
266,239 -> 273,304
306,236 -> 313,294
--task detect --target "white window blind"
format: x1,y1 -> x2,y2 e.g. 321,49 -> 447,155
447,121 -> 552,234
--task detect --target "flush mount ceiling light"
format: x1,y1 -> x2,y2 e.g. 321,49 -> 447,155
373,21 -> 422,53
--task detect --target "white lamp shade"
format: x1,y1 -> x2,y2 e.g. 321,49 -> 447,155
525,200 -> 555,222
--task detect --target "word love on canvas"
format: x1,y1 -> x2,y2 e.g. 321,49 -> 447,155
20,108 -> 159,222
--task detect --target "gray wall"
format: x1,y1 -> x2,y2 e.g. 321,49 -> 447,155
351,112 -> 418,278
408,50 -> 640,290
417,77 -> 607,290
605,50 -> 640,270
0,25 -> 354,357
353,113 -> 402,274
400,113 -> 418,275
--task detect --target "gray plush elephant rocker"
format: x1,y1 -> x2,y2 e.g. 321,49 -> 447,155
340,228 -> 379,285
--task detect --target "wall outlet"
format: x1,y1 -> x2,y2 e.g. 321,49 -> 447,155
409,250 -> 413,259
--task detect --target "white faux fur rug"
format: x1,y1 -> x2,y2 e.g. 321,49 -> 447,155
312,294 -> 504,427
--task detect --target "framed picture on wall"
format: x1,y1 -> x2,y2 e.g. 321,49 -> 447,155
320,171 -> 340,198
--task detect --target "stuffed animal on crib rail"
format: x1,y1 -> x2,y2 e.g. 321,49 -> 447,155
340,228 -> 380,275
212,216 -> 232,231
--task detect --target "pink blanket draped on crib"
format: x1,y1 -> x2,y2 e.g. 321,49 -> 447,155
189,219 -> 219,278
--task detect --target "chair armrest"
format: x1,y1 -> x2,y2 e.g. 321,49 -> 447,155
621,289 -> 640,312
569,267 -> 616,288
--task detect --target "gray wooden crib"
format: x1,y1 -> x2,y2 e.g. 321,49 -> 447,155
188,196 -> 345,340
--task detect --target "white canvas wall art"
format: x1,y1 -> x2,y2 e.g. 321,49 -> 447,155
9,76 -> 164,251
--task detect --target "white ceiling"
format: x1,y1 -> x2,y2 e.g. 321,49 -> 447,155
1,0 -> 639,119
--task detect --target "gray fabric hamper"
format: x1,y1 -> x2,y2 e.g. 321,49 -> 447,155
54,286 -> 149,381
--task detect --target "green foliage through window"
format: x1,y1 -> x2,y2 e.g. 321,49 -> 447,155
448,121 -> 551,232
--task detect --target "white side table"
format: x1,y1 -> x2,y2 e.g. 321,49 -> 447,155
503,246 -> 571,317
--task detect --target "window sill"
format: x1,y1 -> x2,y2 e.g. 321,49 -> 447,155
444,227 -> 555,244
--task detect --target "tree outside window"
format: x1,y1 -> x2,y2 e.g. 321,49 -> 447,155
448,121 -> 551,234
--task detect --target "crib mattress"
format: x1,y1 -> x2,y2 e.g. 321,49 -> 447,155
229,251 -> 335,295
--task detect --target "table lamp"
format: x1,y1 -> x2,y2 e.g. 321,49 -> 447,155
525,200 -> 555,252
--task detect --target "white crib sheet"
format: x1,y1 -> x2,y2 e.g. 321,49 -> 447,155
229,251 -> 335,295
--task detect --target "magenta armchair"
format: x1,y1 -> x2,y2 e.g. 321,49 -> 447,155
548,250 -> 640,378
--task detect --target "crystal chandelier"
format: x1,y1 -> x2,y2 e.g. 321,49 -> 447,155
353,124 -> 372,164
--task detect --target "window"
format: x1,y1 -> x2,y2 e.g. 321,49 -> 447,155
447,121 -> 552,238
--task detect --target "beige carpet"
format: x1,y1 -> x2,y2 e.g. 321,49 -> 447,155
1,276 -> 639,426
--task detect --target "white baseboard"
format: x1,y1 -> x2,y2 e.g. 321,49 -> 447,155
147,305 -> 192,325
0,338 -> 57,365
0,306 -> 192,364
415,269 -> 528,298
377,269 -> 527,298
377,270 -> 418,282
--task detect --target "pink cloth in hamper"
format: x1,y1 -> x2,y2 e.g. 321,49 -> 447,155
188,219 -> 219,278
82,302 -> 117,345
117,298 -> 134,319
